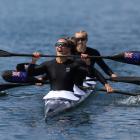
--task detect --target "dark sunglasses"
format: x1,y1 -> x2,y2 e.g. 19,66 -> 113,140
55,42 -> 68,47
76,37 -> 87,42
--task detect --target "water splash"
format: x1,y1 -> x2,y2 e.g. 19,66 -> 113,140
118,95 -> 140,106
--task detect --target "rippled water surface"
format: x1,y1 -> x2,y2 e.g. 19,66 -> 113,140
0,0 -> 140,140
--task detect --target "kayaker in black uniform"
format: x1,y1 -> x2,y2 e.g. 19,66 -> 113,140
27,38 -> 114,93
73,30 -> 117,78
67,36 -> 114,92
2,37 -> 113,93
27,38 -> 89,91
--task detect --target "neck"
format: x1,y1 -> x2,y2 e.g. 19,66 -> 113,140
56,57 -> 68,63
76,45 -> 87,53
81,47 -> 86,53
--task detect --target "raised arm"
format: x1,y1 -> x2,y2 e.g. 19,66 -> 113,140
27,52 -> 47,76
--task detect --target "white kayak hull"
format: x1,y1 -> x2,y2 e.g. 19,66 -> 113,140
43,80 -> 96,119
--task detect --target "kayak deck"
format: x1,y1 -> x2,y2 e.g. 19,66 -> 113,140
44,80 -> 96,119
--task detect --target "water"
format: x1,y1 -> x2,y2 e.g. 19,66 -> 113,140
0,0 -> 140,139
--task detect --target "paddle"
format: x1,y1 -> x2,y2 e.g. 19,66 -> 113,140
0,83 -> 35,91
86,76 -> 140,85
0,83 -> 30,96
108,76 -> 140,85
0,49 -> 74,58
81,86 -> 140,96
0,76 -> 139,93
0,50 -> 140,65
97,88 -> 140,96
0,81 -> 49,92
0,81 -> 139,97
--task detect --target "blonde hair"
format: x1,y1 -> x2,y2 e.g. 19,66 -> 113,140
74,30 -> 88,39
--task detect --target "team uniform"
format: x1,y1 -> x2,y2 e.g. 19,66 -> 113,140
27,59 -> 89,92
75,47 -> 114,76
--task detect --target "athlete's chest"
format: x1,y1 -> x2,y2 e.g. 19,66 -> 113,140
47,62 -> 75,78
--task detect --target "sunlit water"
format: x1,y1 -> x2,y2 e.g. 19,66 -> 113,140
0,0 -> 140,140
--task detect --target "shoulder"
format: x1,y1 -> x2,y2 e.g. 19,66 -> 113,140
40,59 -> 56,66
74,59 -> 86,67
86,47 -> 100,55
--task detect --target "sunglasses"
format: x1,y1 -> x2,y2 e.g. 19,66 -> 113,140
55,42 -> 68,48
76,37 -> 87,42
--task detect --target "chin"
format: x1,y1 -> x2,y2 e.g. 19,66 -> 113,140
77,47 -> 85,52
57,53 -> 64,56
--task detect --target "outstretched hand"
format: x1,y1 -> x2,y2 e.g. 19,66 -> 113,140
104,83 -> 114,93
31,52 -> 41,64
111,73 -> 117,78
81,53 -> 91,65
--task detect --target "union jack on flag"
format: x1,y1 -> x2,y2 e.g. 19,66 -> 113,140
124,52 -> 133,59
12,71 -> 21,77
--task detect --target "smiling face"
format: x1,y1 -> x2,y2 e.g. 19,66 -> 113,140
75,31 -> 88,53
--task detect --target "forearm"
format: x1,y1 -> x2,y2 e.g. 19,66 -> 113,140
94,68 -> 114,93
94,68 -> 108,85
97,59 -> 114,76
27,63 -> 46,76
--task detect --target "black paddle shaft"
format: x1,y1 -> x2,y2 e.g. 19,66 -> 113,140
0,50 -> 140,65
0,83 -> 30,91
0,50 -> 57,57
98,88 -> 140,96
110,76 -> 140,85
86,76 -> 140,85
81,86 -> 140,96
0,50 -> 77,58
0,81 -> 50,91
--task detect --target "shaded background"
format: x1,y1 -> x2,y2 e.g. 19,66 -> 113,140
0,0 -> 140,140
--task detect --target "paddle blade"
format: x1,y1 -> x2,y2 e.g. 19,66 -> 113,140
0,49 -> 35,57
0,50 -> 12,57
109,76 -> 140,85
109,51 -> 140,66
0,81 -> 49,91
0,83 -> 29,91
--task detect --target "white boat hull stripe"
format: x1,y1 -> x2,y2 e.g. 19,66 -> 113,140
43,90 -> 79,101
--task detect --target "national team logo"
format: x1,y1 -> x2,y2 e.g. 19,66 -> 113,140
66,67 -> 70,72
24,64 -> 29,70
12,71 -> 21,76
124,52 -> 133,58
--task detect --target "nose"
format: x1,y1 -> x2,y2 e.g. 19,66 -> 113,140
57,46 -> 63,51
77,39 -> 82,43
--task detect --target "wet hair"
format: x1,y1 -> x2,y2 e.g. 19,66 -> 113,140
68,37 -> 77,46
56,37 -> 68,44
